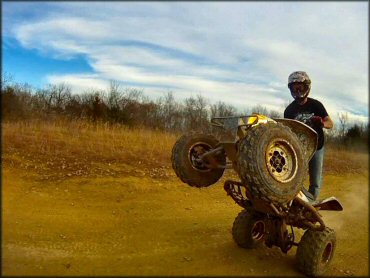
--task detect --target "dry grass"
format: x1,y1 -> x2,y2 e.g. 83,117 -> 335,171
324,146 -> 368,175
2,119 -> 178,180
2,119 -> 368,179
3,119 -> 177,163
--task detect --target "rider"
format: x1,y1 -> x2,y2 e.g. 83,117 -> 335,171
284,71 -> 334,201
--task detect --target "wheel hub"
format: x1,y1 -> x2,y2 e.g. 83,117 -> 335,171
188,143 -> 212,171
266,139 -> 298,183
251,220 -> 265,241
321,242 -> 333,266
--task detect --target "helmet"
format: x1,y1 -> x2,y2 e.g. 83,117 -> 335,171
288,71 -> 311,101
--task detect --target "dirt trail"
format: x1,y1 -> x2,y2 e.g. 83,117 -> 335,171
2,167 -> 368,276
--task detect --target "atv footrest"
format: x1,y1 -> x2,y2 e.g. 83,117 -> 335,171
224,180 -> 252,209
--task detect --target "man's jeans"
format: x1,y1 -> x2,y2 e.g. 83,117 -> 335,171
308,146 -> 325,200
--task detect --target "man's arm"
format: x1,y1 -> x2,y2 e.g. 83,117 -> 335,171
315,100 -> 333,129
322,116 -> 334,129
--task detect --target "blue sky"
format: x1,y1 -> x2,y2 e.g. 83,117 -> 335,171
2,2 -> 368,124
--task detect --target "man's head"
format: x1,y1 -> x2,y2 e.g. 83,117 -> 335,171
288,71 -> 311,103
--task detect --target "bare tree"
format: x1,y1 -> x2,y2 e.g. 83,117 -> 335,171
44,83 -> 72,112
210,101 -> 236,118
159,92 -> 182,130
267,109 -> 283,118
250,104 -> 268,115
184,96 -> 198,130
104,81 -> 125,123
338,112 -> 348,139
151,94 -> 178,130
106,80 -> 123,109
183,94 -> 209,131
1,71 -> 14,89
195,94 -> 208,129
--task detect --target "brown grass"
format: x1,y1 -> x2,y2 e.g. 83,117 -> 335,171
324,146 -> 368,175
2,119 -> 368,179
2,119 -> 178,180
2,118 -> 175,160
3,119 -> 177,162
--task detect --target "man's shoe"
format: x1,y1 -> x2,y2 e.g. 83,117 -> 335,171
301,187 -> 316,203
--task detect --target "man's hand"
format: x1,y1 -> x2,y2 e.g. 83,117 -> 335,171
311,116 -> 324,128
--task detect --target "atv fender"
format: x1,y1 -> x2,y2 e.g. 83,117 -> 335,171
274,118 -> 318,161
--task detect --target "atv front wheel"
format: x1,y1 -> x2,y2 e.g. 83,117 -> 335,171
237,122 -> 307,204
296,227 -> 336,277
232,209 -> 266,249
171,134 -> 226,187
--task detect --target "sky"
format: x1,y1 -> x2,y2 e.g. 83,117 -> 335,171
2,1 -> 369,125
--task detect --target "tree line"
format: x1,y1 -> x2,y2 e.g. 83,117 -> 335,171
1,75 -> 368,149
1,77 -> 281,131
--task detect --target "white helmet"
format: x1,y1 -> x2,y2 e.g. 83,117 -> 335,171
288,71 -> 311,101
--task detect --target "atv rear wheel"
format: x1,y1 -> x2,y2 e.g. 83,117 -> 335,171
171,134 -> 226,187
296,227 -> 336,277
232,209 -> 265,249
237,122 -> 307,204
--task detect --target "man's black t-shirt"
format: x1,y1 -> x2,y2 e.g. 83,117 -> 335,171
284,97 -> 329,150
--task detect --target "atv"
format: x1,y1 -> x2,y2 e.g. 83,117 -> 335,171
171,114 -> 343,277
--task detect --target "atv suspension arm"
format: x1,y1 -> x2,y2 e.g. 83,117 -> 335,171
198,146 -> 232,169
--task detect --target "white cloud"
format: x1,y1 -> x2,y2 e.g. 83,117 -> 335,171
47,74 -> 109,92
5,2 -> 368,124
